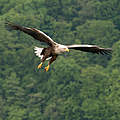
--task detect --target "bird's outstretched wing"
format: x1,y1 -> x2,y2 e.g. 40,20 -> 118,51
67,45 -> 112,55
5,21 -> 57,46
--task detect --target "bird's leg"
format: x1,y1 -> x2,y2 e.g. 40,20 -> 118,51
38,56 -> 46,69
45,64 -> 50,72
37,62 -> 43,69
45,55 -> 57,72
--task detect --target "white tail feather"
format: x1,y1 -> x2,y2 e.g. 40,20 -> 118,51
46,57 -> 52,60
34,46 -> 43,58
34,46 -> 51,60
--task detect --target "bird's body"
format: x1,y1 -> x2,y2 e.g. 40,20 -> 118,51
6,21 -> 112,71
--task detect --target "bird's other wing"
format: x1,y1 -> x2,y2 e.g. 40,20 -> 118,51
67,45 -> 112,55
5,21 -> 57,46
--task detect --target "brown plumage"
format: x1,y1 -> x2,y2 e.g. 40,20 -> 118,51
5,21 -> 112,71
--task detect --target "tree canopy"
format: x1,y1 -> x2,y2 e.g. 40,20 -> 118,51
0,0 -> 120,119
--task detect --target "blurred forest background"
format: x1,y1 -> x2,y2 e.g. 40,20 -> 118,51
0,0 -> 120,119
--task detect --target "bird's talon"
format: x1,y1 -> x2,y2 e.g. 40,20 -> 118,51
38,63 -> 42,69
45,65 -> 50,72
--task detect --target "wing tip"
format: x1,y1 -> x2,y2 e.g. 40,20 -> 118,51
100,48 -> 112,55
5,20 -> 22,31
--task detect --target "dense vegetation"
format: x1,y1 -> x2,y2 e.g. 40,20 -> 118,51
0,0 -> 120,119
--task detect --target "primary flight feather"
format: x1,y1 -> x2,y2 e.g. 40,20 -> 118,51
5,21 -> 112,71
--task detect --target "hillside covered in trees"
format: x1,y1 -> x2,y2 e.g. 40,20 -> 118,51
0,0 -> 120,119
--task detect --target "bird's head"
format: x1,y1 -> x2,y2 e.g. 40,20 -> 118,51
64,47 -> 69,52
55,45 -> 69,54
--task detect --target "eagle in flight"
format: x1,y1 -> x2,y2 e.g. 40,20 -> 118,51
6,22 -> 112,72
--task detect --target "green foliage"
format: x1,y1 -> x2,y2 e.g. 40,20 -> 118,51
0,0 -> 120,119
109,41 -> 120,69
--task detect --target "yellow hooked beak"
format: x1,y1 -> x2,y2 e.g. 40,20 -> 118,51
66,48 -> 69,52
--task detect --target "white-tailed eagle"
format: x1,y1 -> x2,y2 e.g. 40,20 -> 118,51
6,22 -> 112,71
